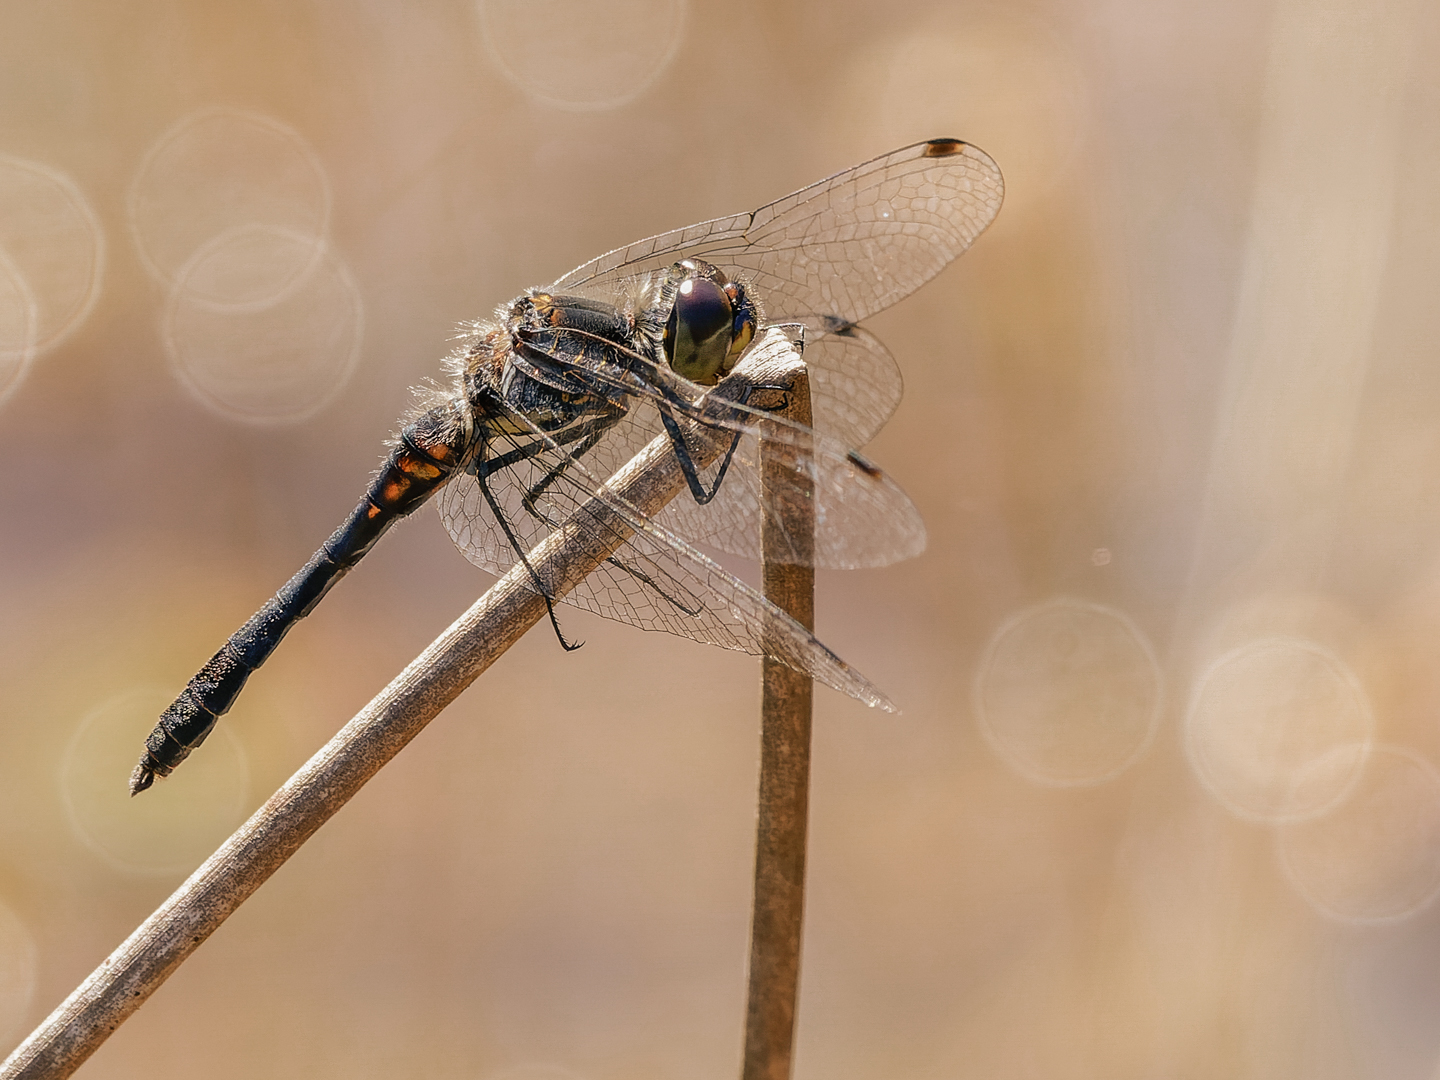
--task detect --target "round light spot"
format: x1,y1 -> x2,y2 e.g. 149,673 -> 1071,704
1185,638 -> 1373,823
974,598 -> 1162,786
0,246 -> 38,406
1277,746 -> 1440,923
60,686 -> 249,876
0,155 -> 104,354
160,222 -> 325,310
478,0 -> 687,111
128,107 -> 331,300
0,899 -> 38,1046
162,226 -> 364,425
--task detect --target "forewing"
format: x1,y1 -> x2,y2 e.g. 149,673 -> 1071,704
551,139 -> 1004,329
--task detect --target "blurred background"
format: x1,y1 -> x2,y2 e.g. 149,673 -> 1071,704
2,0 -> 1440,1076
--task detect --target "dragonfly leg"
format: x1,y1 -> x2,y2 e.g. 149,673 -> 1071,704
131,398 -> 473,794
469,405 -> 623,536
655,381 -> 790,506
519,406 -> 626,524
470,459 -> 584,652
520,436 -> 713,618
656,402 -> 738,505
473,428 -> 699,638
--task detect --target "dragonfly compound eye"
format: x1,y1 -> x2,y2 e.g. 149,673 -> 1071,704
663,276 -> 735,385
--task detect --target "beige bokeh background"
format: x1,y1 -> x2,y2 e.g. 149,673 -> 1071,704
3,0 -> 1440,1076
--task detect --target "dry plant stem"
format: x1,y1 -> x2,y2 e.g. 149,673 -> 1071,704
0,349 -> 805,1080
742,371 -> 815,1080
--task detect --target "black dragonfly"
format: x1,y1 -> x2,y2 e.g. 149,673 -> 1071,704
130,138 -> 1004,795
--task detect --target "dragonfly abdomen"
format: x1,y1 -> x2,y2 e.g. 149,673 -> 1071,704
130,399 -> 474,794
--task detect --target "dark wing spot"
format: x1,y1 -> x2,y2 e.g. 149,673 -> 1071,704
847,449 -> 884,478
820,314 -> 857,336
923,138 -> 965,158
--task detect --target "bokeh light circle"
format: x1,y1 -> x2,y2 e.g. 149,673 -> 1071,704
1277,745 -> 1440,923
0,155 -> 105,356
60,685 -> 249,876
974,597 -> 1162,786
129,107 -> 331,300
162,225 -> 364,425
0,246 -> 38,407
0,898 -> 38,1046
158,222 -> 326,310
478,0 -> 687,111
1185,637 -> 1373,823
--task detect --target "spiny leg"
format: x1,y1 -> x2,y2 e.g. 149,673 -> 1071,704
656,402 -> 743,505
519,405 -> 626,522
460,419 -> 649,643
513,412 -> 715,617
654,381 -> 794,506
471,453 -> 583,652
483,406 -> 710,623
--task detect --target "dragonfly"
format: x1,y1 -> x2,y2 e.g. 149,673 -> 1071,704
130,138 -> 1004,795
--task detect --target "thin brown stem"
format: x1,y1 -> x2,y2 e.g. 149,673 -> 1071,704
742,370 -> 815,1080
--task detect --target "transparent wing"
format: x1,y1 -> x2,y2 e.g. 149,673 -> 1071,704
557,398 -> 925,568
803,324 -> 901,449
552,138 -> 1003,333
551,139 -> 1000,447
483,326 -> 926,567
436,353 -> 896,710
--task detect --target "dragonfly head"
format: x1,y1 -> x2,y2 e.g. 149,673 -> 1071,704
663,260 -> 757,385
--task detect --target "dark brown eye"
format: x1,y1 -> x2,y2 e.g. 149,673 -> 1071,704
663,276 -> 736,385
675,278 -> 731,341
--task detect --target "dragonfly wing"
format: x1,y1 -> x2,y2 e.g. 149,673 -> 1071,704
486,326 -> 927,568
801,324 -> 901,449
552,139 -> 1003,329
645,417 -> 927,568
436,393 -> 897,710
